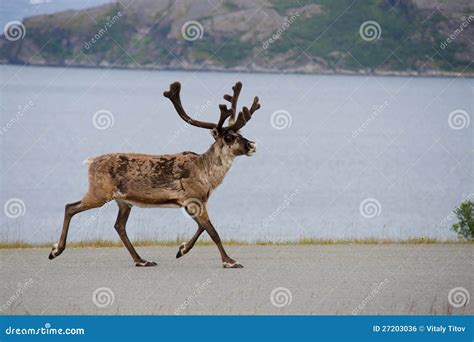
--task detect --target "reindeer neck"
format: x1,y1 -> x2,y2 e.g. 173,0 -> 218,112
198,141 -> 235,189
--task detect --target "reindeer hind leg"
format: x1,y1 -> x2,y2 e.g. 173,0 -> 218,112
49,192 -> 108,260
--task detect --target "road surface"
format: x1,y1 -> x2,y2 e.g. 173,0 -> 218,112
0,244 -> 472,315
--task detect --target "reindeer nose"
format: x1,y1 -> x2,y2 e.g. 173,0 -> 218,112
246,141 -> 256,150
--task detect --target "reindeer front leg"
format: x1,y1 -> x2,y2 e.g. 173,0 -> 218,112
115,201 -> 157,267
176,226 -> 204,258
185,206 -> 243,268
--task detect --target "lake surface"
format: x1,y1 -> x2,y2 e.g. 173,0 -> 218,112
0,65 -> 472,243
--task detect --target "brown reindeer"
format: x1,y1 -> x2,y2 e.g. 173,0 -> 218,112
48,81 -> 260,268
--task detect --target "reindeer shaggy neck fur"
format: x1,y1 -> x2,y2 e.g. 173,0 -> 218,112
199,140 -> 235,189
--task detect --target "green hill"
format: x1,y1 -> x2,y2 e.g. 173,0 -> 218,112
1,0 -> 473,75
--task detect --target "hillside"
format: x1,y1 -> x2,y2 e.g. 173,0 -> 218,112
1,0 -> 473,76
0,0 -> 111,29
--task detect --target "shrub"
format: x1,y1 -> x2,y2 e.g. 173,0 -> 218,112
451,201 -> 474,240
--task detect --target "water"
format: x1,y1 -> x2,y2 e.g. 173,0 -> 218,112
0,65 -> 472,243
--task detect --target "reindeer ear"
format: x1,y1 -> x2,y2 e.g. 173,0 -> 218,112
211,128 -> 219,139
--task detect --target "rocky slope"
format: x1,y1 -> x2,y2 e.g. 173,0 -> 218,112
1,0 -> 473,76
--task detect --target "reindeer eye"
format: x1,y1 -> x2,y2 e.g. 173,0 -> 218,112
224,134 -> 235,143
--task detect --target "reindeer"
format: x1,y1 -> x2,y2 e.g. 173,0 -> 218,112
48,81 -> 260,268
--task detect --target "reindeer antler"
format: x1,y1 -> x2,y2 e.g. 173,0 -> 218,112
223,82 -> 242,125
164,82 -> 216,129
216,104 -> 233,130
225,96 -> 260,132
164,81 -> 259,133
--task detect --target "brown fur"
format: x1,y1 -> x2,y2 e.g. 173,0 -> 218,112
84,140 -> 238,207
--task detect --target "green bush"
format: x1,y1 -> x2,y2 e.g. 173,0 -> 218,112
451,201 -> 474,240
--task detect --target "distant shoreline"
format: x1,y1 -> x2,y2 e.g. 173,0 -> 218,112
2,62 -> 473,79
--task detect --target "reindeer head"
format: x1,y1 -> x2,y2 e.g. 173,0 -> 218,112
163,82 -> 260,157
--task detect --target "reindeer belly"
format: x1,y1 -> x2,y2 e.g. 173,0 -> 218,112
120,199 -> 181,208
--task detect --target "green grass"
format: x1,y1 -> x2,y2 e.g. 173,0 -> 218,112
0,237 -> 471,249
191,37 -> 254,68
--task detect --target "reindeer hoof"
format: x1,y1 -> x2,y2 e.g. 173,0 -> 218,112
135,260 -> 158,267
176,243 -> 187,259
48,243 -> 60,260
223,261 -> 244,268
